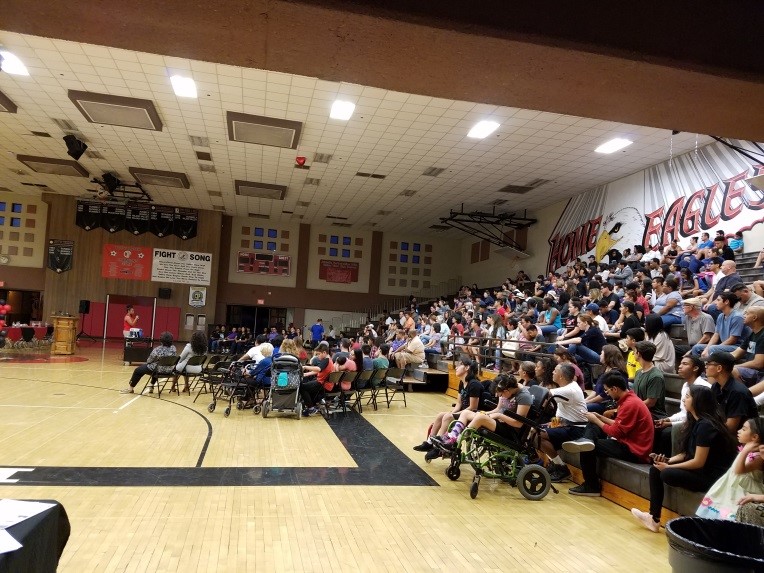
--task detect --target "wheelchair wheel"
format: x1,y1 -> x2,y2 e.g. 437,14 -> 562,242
295,407 -> 302,419
517,464 -> 551,501
253,405 -> 261,414
262,402 -> 270,418
445,464 -> 460,481
236,400 -> 243,410
470,480 -> 479,499
207,403 -> 216,413
224,406 -> 231,417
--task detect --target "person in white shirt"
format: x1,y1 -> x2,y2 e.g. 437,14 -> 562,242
537,362 -> 588,482
653,355 -> 711,455
585,303 -> 609,332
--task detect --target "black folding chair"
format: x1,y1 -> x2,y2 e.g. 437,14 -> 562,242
367,368 -> 388,411
351,369 -> 375,413
174,354 -> 208,395
383,367 -> 407,408
140,355 -> 180,398
193,356 -> 228,402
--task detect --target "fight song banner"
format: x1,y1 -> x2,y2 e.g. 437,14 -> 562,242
151,249 -> 212,286
546,139 -> 764,274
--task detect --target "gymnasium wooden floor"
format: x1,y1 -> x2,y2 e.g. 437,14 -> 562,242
0,344 -> 671,572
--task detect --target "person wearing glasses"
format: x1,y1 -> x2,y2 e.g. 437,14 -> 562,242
704,351 -> 758,433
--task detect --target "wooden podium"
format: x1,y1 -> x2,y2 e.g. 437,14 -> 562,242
51,315 -> 78,355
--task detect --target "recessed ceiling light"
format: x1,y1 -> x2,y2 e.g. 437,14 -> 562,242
595,137 -> 633,154
467,120 -> 500,139
330,100 -> 355,120
170,75 -> 197,98
0,51 -> 29,76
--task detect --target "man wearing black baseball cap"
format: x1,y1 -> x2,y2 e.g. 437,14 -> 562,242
703,351 -> 757,432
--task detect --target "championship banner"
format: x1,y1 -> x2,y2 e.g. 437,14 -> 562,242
152,249 -> 212,285
101,244 -> 152,281
237,252 -> 291,276
125,202 -> 151,236
48,239 -> 74,273
100,202 -> 126,233
75,200 -> 102,231
546,139 -> 764,274
149,204 -> 175,238
174,207 -> 198,240
318,260 -> 359,283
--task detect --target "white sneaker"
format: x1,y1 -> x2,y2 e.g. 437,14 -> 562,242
119,387 -> 134,394
562,438 -> 595,453
631,508 -> 660,532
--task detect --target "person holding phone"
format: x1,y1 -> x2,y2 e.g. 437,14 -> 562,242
123,305 -> 139,338
631,385 -> 737,532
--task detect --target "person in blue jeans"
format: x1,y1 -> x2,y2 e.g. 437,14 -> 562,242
557,315 -> 606,365
652,277 -> 684,328
692,292 -> 744,357
538,296 -> 562,340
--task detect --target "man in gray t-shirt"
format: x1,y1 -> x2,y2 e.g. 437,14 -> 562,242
681,298 -> 715,348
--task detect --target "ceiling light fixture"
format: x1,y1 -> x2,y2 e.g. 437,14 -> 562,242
330,100 -> 355,120
0,50 -> 29,76
170,74 -> 197,98
467,120 -> 500,139
595,137 -> 633,154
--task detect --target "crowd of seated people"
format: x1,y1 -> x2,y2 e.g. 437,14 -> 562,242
395,232 -> 763,528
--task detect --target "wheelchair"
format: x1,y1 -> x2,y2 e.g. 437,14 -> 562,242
434,389 -> 559,500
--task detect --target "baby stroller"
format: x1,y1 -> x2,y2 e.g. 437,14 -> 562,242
262,354 -> 303,419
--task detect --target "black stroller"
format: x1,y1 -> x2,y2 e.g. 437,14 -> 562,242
262,354 -> 303,419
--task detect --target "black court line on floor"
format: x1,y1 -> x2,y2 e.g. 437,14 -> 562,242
1,413 -> 438,487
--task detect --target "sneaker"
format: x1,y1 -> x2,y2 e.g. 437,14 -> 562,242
148,385 -> 155,394
413,441 -> 433,452
424,448 -> 441,461
306,407 -> 318,416
549,464 -> 571,482
444,352 -> 453,359
631,508 -> 660,532
568,484 -> 601,497
437,436 -> 456,449
562,439 -> 595,453
119,387 -> 134,394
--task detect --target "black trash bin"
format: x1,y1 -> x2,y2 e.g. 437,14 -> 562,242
666,517 -> 764,572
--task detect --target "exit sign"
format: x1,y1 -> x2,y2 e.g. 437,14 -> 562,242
257,299 -> 265,305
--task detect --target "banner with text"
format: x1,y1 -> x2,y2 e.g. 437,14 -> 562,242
48,239 -> 74,273
319,260 -> 359,283
101,244 -> 152,280
152,249 -> 212,285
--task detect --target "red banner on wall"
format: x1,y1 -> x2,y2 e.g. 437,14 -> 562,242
319,260 -> 359,283
101,244 -> 152,281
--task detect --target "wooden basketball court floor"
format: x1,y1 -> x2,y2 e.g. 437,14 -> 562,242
0,344 -> 671,572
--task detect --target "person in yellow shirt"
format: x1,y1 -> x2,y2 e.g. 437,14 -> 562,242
624,327 -> 645,380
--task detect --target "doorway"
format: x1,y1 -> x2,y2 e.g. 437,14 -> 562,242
226,305 -> 287,338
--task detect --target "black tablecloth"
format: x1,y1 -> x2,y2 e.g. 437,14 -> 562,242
0,500 -> 70,573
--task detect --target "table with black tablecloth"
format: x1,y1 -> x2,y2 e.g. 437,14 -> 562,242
0,500 -> 70,573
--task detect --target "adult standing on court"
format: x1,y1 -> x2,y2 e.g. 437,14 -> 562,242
309,318 -> 325,348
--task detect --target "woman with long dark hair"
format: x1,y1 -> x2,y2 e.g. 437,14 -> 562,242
535,356 -> 557,388
586,344 -> 627,413
631,385 -> 737,532
644,314 -> 676,374
171,330 -> 208,393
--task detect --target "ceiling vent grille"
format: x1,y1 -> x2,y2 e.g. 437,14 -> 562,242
356,172 -> 371,178
68,91 -> 163,131
370,173 -> 386,180
30,131 -> 52,137
527,178 -> 551,188
189,135 -> 210,147
0,187 -> 11,192
304,178 -> 321,186
282,210 -> 294,214
497,179 -> 550,194
227,111 -> 302,149
490,199 -> 508,205
399,189 -> 418,197
208,190 -> 222,197
429,224 -> 451,231
331,222 -> 353,228
235,180 -> 287,200
313,153 -> 333,164
326,215 -> 348,220
21,182 -> 51,188
0,90 -> 18,114
248,212 -> 270,220
51,118 -> 78,131
296,200 -> 311,207
129,168 -> 190,189
356,171 -> 386,179
16,155 -> 88,177
200,164 -> 217,173
422,167 -> 446,177
195,151 -> 212,161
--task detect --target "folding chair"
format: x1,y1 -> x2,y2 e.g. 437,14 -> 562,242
367,368 -> 388,411
323,371 -> 345,415
140,355 -> 180,398
193,356 -> 228,402
351,369 -> 375,414
382,367 -> 407,408
174,354 -> 208,395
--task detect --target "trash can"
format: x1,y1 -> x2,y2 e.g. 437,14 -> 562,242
665,517 -> 764,572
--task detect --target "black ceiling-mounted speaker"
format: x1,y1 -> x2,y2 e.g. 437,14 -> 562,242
158,288 -> 172,299
102,172 -> 121,193
63,134 -> 88,160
